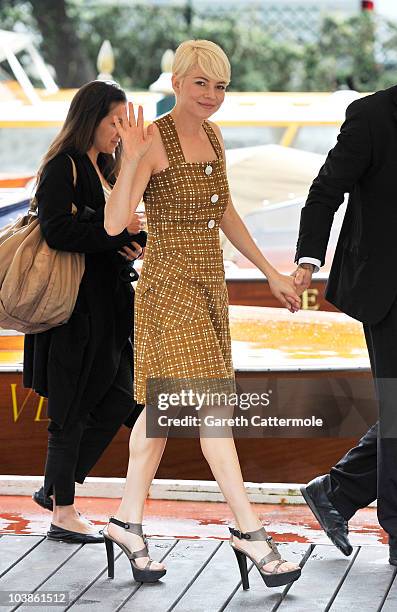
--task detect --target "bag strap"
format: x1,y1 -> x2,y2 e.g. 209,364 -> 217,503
66,155 -> 78,215
29,154 -> 78,214
67,154 -> 77,188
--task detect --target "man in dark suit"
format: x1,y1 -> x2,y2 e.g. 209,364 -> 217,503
293,85 -> 397,565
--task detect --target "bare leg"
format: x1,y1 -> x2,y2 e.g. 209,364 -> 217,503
106,408 -> 167,570
199,414 -> 299,573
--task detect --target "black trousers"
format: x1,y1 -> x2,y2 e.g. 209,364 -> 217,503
44,343 -> 143,506
326,297 -> 397,537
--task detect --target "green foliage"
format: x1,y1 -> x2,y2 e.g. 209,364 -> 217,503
72,4 -> 303,91
0,1 -> 36,37
191,11 -> 302,92
69,3 -> 190,89
299,13 -> 381,91
2,1 -> 397,92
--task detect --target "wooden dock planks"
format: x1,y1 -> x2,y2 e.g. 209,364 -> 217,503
0,535 -> 395,611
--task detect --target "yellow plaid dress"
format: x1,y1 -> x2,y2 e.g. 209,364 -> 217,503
134,113 -> 235,404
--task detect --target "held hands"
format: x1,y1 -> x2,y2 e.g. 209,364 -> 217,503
126,213 -> 144,235
291,263 -> 314,296
268,272 -> 301,313
119,212 -> 146,260
118,241 -> 145,261
114,102 -> 156,163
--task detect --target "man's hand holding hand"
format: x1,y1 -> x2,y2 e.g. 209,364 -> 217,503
291,263 -> 314,296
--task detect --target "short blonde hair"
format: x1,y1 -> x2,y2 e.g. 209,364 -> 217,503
173,39 -> 231,85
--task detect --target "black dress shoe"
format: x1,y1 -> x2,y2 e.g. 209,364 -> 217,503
32,486 -> 53,511
389,535 -> 397,566
47,524 -> 104,544
301,475 -> 353,556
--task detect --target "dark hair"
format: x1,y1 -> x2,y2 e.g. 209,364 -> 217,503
37,80 -> 127,184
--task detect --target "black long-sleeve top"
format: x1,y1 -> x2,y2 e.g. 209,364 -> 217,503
23,152 -> 140,427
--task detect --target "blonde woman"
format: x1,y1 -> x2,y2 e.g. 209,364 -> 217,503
103,40 -> 302,589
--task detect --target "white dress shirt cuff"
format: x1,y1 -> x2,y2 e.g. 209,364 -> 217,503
298,257 -> 321,273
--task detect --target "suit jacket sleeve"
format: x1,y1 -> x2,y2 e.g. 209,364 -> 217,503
295,99 -> 372,266
37,154 -> 132,253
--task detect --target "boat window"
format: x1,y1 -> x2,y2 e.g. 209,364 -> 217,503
221,126 -> 285,149
291,126 -> 340,155
0,127 -> 59,173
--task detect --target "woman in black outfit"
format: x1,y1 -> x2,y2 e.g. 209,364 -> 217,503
24,81 -> 146,543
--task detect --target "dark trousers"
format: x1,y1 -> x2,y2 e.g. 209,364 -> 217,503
44,343 -> 142,506
326,297 -> 397,537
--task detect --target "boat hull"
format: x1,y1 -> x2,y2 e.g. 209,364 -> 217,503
227,276 -> 334,311
0,306 -> 374,483
0,368 -> 372,483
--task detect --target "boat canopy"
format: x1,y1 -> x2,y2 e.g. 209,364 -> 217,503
0,29 -> 58,104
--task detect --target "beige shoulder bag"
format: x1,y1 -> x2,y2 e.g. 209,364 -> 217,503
0,155 -> 85,333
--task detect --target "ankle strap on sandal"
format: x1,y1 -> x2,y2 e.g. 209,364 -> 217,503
229,526 -> 273,544
109,517 -> 143,536
229,527 -> 251,540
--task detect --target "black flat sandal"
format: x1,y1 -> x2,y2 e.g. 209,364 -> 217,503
32,487 -> 53,511
229,526 -> 301,589
103,517 -> 166,583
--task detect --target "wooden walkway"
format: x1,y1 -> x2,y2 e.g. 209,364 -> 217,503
0,535 -> 396,611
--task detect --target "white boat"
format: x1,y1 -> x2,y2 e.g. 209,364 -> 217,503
0,185 -> 32,224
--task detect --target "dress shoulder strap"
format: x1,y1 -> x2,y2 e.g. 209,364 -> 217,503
203,121 -> 223,160
155,114 -> 185,165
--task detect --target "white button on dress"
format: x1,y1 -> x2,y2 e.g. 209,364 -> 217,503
207,219 -> 216,229
210,194 -> 219,204
205,165 -> 213,176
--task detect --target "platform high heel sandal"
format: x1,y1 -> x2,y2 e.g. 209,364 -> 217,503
103,517 -> 166,583
229,526 -> 301,589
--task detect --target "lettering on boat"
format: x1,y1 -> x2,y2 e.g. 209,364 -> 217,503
9,384 -> 48,423
302,288 -> 320,311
